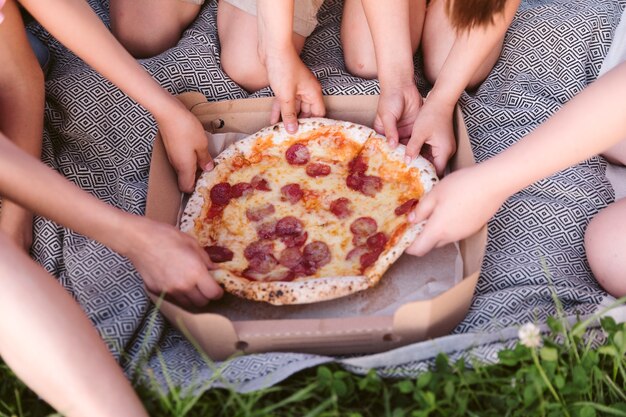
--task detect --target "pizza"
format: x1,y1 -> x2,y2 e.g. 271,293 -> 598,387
180,118 -> 438,305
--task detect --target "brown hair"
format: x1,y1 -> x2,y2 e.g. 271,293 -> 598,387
446,0 -> 508,31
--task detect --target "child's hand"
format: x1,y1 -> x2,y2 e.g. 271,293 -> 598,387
373,84 -> 423,148
265,48 -> 325,134
405,167 -> 506,256
155,101 -> 213,193
404,98 -> 457,176
124,218 -> 223,308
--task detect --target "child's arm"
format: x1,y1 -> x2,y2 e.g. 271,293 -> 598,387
0,235 -> 149,417
0,133 -> 223,307
19,0 -> 211,193
405,0 -> 520,174
407,62 -> 626,256
360,0 -> 423,147
257,0 -> 325,133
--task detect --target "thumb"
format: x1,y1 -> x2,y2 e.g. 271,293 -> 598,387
406,193 -> 439,256
408,192 -> 436,224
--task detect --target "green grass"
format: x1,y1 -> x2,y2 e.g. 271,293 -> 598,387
2,312 -> 626,417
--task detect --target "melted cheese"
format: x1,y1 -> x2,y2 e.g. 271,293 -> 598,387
194,129 -> 424,280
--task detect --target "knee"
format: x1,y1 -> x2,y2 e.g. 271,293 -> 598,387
220,51 -> 268,93
110,10 -> 186,58
342,45 -> 378,80
585,204 -> 626,297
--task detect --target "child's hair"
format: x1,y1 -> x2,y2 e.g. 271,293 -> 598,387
446,0 -> 508,30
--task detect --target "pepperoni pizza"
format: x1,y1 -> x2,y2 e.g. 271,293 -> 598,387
180,118 -> 438,305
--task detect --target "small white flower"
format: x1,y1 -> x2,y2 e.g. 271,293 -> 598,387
518,323 -> 542,348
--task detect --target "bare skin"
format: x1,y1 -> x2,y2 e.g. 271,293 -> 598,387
110,0 -> 202,58
0,0 -> 44,251
406,62 -> 626,298
218,0 -> 325,133
340,0 -> 520,176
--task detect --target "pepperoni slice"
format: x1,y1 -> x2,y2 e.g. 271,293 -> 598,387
360,175 -> 383,197
251,175 -> 271,191
257,220 -> 277,240
275,216 -> 304,237
231,182 -> 254,198
206,204 -> 225,220
306,163 -> 331,177
281,183 -> 303,204
346,173 -> 364,191
349,154 -> 368,174
279,247 -> 303,269
395,199 -> 419,216
210,182 -> 232,206
285,143 -> 310,165
366,232 -> 388,251
350,217 -> 378,237
282,231 -> 308,248
360,250 -> 382,269
346,245 -> 369,261
329,197 -> 353,219
243,240 -> 274,260
302,241 -> 331,268
292,259 -> 318,277
246,203 -> 275,222
204,245 -> 234,263
247,253 -> 278,274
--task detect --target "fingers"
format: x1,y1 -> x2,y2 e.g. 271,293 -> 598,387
197,276 -> 224,300
300,102 -> 312,119
0,0 -> 5,24
270,99 -> 281,125
174,157 -> 196,194
280,97 -> 299,134
308,85 -> 325,118
404,130 -> 427,164
406,194 -> 438,257
380,112 -> 400,148
432,144 -> 454,177
196,143 -> 214,172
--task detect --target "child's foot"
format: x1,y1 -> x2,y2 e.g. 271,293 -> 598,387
0,202 -> 34,252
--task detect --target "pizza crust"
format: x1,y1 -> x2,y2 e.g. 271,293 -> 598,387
180,118 -> 438,305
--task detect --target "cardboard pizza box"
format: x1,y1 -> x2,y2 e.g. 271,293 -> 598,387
146,92 -> 487,360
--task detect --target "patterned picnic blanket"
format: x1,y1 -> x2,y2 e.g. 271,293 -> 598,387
28,0 -> 625,392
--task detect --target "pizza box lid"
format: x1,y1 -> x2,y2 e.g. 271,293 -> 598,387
146,92 -> 487,360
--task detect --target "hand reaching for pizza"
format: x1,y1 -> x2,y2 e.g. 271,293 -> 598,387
405,167 -> 506,256
373,83 -> 423,148
265,48 -> 325,134
404,97 -> 457,176
156,101 -> 214,193
124,218 -> 223,308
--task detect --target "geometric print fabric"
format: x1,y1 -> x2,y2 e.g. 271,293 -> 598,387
27,0 -> 624,389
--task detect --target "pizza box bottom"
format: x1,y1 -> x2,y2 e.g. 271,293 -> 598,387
146,93 -> 487,361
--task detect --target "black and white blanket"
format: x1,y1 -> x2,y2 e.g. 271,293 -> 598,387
28,0 -> 625,392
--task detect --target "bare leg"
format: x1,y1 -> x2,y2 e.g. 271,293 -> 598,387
0,0 -> 44,251
602,139 -> 626,166
0,234 -> 148,417
109,0 -> 201,58
422,0 -> 520,88
217,0 -> 305,93
341,0 -> 425,80
585,198 -> 626,297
